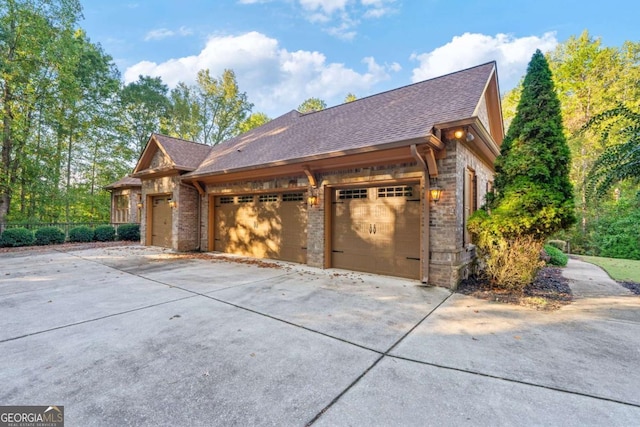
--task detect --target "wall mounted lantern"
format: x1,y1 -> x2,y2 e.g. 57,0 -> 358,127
307,195 -> 318,206
452,127 -> 475,142
137,201 -> 143,208
168,199 -> 177,208
430,177 -> 442,202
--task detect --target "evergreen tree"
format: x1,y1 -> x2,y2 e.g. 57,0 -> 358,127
469,50 -> 576,289
490,49 -> 576,237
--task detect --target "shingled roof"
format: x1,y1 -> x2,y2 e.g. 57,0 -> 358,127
151,134 -> 212,170
186,62 -> 497,179
132,133 -> 213,176
104,175 -> 141,190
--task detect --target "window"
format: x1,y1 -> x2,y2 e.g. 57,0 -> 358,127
114,194 -> 129,223
219,196 -> 234,204
338,188 -> 367,199
258,194 -> 278,202
282,193 -> 304,202
238,195 -> 253,203
464,168 -> 478,245
378,186 -> 413,198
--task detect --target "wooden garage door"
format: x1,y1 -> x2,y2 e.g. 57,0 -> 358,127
332,184 -> 420,279
151,196 -> 172,248
214,192 -> 307,263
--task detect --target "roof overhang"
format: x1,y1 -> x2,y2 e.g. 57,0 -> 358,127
434,117 -> 501,166
182,135 -> 443,186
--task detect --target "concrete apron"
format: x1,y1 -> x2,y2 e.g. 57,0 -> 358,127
1,246 -> 639,426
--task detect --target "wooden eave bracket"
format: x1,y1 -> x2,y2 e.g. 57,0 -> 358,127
411,144 -> 438,178
193,181 -> 205,196
302,166 -> 317,188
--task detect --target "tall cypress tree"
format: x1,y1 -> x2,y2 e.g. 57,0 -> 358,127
489,49 -> 575,237
469,50 -> 575,288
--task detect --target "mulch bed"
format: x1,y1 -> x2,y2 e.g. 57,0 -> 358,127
0,241 -> 140,254
619,281 -> 640,295
457,266 -> 573,311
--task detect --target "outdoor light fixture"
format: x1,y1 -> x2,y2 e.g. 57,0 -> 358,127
137,202 -> 143,208
168,199 -> 177,208
430,177 -> 442,202
307,195 -> 318,206
453,127 -> 475,142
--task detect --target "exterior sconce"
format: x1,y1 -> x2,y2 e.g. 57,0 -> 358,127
137,202 -> 143,208
307,195 -> 318,206
453,127 -> 475,142
168,199 -> 177,208
430,178 -> 442,202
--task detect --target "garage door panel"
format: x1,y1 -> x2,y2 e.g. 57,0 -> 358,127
214,192 -> 307,263
332,184 -> 420,280
151,196 -> 172,248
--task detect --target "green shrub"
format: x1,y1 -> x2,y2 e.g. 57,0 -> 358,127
68,226 -> 94,243
35,226 -> 65,245
547,239 -> 567,252
544,244 -> 568,267
94,225 -> 115,242
117,223 -> 140,241
0,227 -> 35,247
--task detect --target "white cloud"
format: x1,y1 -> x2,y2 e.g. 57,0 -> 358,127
124,31 -> 399,117
144,26 -> 193,41
239,0 -> 396,39
410,32 -> 558,90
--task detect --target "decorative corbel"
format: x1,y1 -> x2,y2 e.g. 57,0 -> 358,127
302,166 -> 317,188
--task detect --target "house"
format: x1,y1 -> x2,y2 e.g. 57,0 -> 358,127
104,175 -> 142,224
123,62 -> 503,288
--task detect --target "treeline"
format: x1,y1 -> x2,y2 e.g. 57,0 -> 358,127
0,0 -> 268,224
502,31 -> 640,258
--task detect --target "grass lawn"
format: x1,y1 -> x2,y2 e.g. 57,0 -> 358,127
577,255 -> 640,283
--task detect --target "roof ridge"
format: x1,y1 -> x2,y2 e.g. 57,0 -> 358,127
152,133 -> 212,148
299,61 -> 497,117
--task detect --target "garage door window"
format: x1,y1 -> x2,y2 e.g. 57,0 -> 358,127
377,186 -> 413,198
259,194 -> 278,202
283,193 -> 304,202
219,196 -> 234,204
238,195 -> 253,203
338,188 -> 367,199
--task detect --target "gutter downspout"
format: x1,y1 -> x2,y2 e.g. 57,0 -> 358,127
411,144 -> 432,285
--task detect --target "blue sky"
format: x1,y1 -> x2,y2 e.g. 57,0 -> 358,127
81,0 -> 637,117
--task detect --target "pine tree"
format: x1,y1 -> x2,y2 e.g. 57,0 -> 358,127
469,50 -> 576,289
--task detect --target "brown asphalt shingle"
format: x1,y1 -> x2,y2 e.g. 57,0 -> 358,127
152,134 -> 212,170
104,175 -> 141,189
187,62 -> 496,178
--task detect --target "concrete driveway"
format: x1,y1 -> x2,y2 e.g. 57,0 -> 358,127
1,246 -> 639,426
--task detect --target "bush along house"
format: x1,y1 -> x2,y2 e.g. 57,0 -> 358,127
119,62 -> 504,289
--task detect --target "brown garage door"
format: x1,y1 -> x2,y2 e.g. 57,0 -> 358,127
151,196 -> 172,248
332,184 -> 420,279
214,192 -> 307,263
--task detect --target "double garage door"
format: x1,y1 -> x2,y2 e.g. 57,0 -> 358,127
212,184 -> 421,279
332,184 -> 421,279
214,192 -> 307,263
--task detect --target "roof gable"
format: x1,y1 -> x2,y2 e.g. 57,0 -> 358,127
188,62 -> 499,178
133,134 -> 212,175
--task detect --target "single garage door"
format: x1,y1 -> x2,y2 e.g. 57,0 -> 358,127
214,192 -> 307,263
332,184 -> 421,279
151,195 -> 172,248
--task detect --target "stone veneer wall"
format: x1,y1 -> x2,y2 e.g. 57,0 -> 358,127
428,139 -> 494,288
